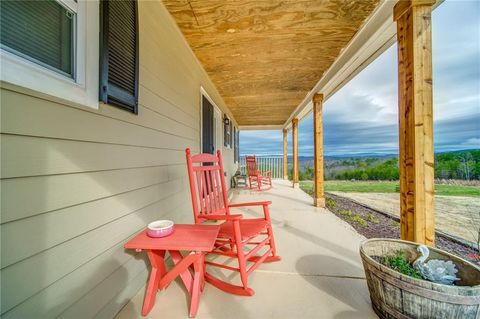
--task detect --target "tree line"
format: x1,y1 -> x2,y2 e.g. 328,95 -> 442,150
291,150 -> 480,181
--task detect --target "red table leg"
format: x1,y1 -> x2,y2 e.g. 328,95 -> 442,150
141,250 -> 207,318
189,253 -> 205,318
142,250 -> 167,316
158,251 -> 198,292
168,250 -> 196,293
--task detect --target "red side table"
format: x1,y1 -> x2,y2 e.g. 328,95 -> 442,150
125,224 -> 220,317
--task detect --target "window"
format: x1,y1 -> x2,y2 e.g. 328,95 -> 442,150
100,0 -> 139,114
0,0 -> 99,109
0,0 -> 75,77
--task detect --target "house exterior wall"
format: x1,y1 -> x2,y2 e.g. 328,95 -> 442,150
0,1 -> 237,318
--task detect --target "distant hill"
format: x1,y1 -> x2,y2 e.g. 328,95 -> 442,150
282,149 -> 480,181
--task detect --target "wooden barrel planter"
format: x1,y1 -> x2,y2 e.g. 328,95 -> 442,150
360,238 -> 480,319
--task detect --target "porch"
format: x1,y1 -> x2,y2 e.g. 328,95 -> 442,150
116,180 -> 375,319
0,0 -> 445,317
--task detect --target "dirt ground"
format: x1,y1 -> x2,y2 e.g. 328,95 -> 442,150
326,193 -> 478,264
330,191 -> 480,244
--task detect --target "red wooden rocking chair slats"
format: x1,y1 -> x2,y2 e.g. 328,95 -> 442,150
245,155 -> 272,191
185,148 -> 280,296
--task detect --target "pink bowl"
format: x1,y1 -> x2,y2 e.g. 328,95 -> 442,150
147,220 -> 174,238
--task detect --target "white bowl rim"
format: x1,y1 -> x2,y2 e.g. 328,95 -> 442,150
148,220 -> 174,230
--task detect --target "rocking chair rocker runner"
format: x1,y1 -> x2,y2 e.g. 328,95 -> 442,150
245,156 -> 272,191
185,148 -> 281,296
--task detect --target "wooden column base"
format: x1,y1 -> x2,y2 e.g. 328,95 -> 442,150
314,197 -> 325,208
283,175 -> 289,180
293,182 -> 299,188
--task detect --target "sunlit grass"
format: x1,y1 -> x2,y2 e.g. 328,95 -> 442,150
299,180 -> 480,197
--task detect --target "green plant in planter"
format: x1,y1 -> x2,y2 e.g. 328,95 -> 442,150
380,250 -> 422,279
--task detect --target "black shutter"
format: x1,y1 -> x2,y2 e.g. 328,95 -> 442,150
230,120 -> 233,147
234,126 -> 238,163
224,115 -> 232,148
223,115 -> 227,147
100,0 -> 139,114
235,128 -> 240,162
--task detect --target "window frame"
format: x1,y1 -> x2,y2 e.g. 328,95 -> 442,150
0,0 -> 99,109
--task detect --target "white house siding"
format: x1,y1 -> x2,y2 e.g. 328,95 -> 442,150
0,1 -> 237,318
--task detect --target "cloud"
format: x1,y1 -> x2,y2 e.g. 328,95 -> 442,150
240,130 -> 283,156
461,138 -> 480,148
240,0 -> 480,157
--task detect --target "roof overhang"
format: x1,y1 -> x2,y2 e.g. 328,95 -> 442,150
283,0 -> 443,130
283,0 -> 397,130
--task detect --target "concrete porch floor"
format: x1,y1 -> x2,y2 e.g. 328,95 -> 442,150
116,180 -> 376,319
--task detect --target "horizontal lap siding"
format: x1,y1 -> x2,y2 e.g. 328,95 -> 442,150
0,1 -> 236,317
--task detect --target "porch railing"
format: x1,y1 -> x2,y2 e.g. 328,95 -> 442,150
239,155 -> 284,179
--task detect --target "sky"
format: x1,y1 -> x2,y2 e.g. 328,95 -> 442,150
240,0 -> 480,157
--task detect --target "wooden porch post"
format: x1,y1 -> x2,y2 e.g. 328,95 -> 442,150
292,118 -> 299,188
313,93 -> 325,207
394,0 -> 435,246
283,128 -> 288,180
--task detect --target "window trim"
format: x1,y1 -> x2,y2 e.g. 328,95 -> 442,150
0,0 -> 99,109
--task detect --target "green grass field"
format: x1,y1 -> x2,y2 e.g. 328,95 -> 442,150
299,180 -> 480,197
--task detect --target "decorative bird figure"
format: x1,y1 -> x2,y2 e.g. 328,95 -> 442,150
413,245 -> 460,285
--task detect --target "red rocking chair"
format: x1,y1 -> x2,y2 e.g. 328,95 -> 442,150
185,149 -> 280,296
246,155 -> 272,191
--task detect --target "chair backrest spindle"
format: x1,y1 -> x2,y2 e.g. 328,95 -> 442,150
245,155 -> 258,177
186,148 -> 230,223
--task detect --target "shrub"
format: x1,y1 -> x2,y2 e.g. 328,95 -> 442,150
339,210 -> 354,217
389,219 -> 400,228
365,212 -> 379,224
326,198 -> 336,209
337,210 -> 367,227
351,215 -> 367,227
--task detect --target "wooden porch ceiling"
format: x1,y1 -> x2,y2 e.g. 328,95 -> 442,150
163,0 -> 381,126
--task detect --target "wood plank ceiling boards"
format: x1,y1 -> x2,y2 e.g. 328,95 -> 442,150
163,0 -> 381,127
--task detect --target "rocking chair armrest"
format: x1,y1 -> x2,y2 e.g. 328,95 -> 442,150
229,201 -> 273,222
228,201 -> 272,208
202,214 -> 243,221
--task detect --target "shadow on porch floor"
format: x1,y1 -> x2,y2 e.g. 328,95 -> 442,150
115,180 -> 376,319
